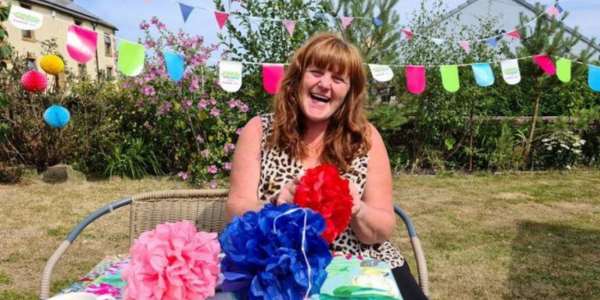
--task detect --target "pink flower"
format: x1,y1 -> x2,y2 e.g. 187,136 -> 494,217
201,149 -> 210,158
210,107 -> 221,117
150,16 -> 160,25
197,99 -> 208,110
209,180 -> 218,189
139,21 -> 150,31
209,98 -> 217,106
227,99 -> 238,109
157,101 -> 172,116
177,171 -> 189,181
189,77 -> 200,92
182,100 -> 193,110
223,162 -> 232,171
123,221 -> 221,300
207,165 -> 218,174
223,143 -> 235,154
236,128 -> 242,135
142,85 -> 156,96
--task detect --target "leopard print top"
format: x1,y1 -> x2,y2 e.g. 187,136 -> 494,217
257,113 -> 405,268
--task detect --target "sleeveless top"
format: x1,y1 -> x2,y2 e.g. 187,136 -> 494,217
257,113 -> 405,268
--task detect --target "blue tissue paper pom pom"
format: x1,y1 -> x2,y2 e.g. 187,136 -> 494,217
220,203 -> 332,300
43,104 -> 70,128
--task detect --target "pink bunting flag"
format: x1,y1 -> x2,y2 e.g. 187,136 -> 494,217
533,54 -> 556,76
283,20 -> 296,36
214,11 -> 229,29
405,65 -> 426,95
340,16 -> 353,30
459,40 -> 471,54
506,29 -> 521,40
262,64 -> 285,95
402,28 -> 414,41
66,25 -> 98,64
546,5 -> 560,17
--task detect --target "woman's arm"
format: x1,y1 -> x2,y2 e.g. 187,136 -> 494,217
350,123 -> 396,244
226,116 -> 263,221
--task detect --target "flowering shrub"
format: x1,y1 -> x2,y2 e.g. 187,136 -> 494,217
120,17 -> 251,185
536,129 -> 586,170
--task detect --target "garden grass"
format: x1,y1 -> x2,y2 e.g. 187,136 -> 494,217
1,170 -> 599,299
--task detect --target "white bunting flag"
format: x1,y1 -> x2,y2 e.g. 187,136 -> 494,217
9,5 -> 43,30
501,59 -> 521,85
219,60 -> 243,92
368,64 -> 394,82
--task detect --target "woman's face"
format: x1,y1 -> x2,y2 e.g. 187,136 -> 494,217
298,65 -> 351,124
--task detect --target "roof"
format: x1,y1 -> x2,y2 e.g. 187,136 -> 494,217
443,0 -> 600,53
20,0 -> 118,31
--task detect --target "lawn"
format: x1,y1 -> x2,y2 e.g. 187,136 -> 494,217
1,170 -> 599,299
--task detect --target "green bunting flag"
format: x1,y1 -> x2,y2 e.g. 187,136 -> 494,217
440,65 -> 460,93
556,58 -> 572,83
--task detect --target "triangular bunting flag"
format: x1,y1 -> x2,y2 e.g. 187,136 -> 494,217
214,11 -> 229,30
506,29 -> 521,40
373,17 -> 384,27
556,58 -> 572,83
402,28 -> 413,41
533,54 -> 556,76
546,5 -> 560,17
340,16 -> 353,30
500,59 -> 521,85
405,65 -> 426,95
556,4 -> 564,13
588,65 -> 600,92
472,63 -> 495,87
282,20 -> 296,36
178,2 -> 194,23
440,65 -> 460,93
459,40 -> 471,54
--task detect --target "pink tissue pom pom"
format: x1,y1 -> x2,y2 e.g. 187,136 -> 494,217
123,221 -> 221,300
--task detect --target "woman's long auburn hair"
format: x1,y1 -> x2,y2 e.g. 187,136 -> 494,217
267,32 -> 371,172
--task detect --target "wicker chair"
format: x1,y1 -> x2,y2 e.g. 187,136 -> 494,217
40,189 -> 429,299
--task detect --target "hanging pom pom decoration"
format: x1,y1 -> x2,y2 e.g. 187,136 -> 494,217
21,70 -> 48,93
43,105 -> 70,128
39,54 -> 65,75
219,203 -> 332,299
293,164 -> 353,243
123,221 -> 221,300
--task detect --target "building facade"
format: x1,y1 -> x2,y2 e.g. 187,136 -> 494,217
1,0 -> 118,80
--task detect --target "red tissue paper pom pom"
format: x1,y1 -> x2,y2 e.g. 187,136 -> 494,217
20,70 -> 48,93
294,164 -> 353,243
122,221 -> 221,300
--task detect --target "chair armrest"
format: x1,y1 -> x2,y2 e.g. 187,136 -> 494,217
40,197 -> 132,300
394,204 -> 430,297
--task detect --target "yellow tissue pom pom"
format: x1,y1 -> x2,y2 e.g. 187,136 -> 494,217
39,54 -> 65,75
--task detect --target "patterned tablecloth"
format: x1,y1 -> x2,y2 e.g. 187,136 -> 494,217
60,254 -> 401,299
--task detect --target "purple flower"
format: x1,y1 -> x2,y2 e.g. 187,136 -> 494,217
210,107 -> 221,117
142,85 -> 156,96
236,128 -> 243,135
157,101 -> 172,116
227,99 -> 238,109
150,16 -> 160,25
177,171 -> 190,181
223,162 -> 232,171
207,165 -> 219,174
239,103 -> 249,113
189,77 -> 200,92
182,100 -> 193,110
139,21 -> 150,31
209,180 -> 218,189
209,98 -> 217,106
197,99 -> 208,110
201,149 -> 210,158
223,143 -> 235,154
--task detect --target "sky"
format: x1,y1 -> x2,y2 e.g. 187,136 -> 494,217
74,0 -> 600,63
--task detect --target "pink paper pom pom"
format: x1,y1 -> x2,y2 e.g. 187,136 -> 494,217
123,221 -> 221,300
21,70 -> 48,93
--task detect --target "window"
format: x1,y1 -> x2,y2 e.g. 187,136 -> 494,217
78,63 -> 87,77
104,33 -> 112,57
74,19 -> 83,26
106,67 -> 113,80
20,4 -> 35,40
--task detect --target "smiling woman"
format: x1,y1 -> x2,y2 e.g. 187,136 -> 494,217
226,32 -> 428,300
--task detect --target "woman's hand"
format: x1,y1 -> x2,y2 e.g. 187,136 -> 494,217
271,177 -> 300,205
350,182 -> 364,217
